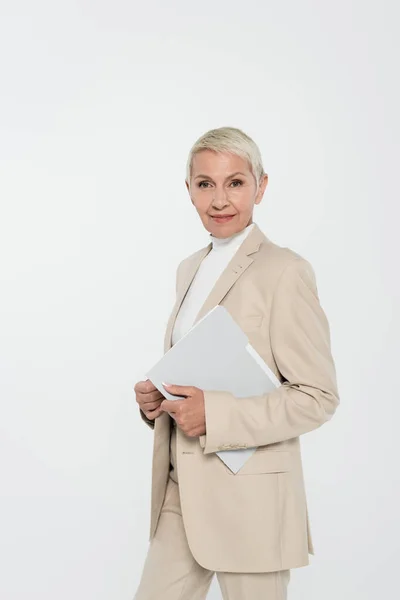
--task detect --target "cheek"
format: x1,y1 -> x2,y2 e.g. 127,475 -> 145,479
228,188 -> 254,207
191,191 -> 213,210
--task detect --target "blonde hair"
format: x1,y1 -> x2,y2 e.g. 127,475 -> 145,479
186,126 -> 266,190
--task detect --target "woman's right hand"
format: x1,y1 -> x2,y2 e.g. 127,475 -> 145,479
134,379 -> 164,421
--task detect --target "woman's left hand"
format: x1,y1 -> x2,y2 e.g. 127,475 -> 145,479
160,384 -> 206,437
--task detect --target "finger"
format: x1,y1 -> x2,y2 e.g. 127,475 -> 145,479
142,379 -> 158,393
144,378 -> 158,392
135,387 -> 160,402
134,380 -> 146,393
141,389 -> 163,404
135,379 -> 157,394
145,406 -> 163,420
160,399 -> 183,413
162,383 -> 193,397
141,399 -> 162,411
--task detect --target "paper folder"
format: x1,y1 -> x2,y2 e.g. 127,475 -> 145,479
145,305 -> 281,473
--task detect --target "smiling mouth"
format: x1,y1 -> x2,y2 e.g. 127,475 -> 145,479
210,214 -> 236,219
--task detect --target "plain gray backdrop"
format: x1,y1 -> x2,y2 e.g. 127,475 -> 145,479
0,1 -> 399,598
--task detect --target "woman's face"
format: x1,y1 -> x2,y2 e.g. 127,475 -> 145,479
186,150 -> 268,238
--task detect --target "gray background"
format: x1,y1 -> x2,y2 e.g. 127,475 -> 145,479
0,1 -> 399,598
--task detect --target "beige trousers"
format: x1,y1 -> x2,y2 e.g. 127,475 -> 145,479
134,423 -> 291,600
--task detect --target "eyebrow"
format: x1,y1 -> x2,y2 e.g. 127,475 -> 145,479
194,171 -> 248,181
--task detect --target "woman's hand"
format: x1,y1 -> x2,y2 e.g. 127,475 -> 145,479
161,384 -> 206,438
134,379 -> 165,421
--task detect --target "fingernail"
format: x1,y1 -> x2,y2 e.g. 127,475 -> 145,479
162,382 -> 171,387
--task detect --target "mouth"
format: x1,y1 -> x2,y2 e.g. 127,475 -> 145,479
210,215 -> 236,223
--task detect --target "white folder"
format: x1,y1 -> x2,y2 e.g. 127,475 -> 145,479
145,305 -> 281,473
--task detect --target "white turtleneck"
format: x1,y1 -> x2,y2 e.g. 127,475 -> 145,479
171,222 -> 255,347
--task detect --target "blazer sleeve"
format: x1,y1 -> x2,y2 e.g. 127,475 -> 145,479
200,257 -> 340,454
138,258 -> 185,430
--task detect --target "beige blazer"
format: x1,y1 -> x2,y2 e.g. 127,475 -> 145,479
140,222 -> 339,573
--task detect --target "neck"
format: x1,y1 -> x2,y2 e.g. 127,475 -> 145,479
210,222 -> 255,250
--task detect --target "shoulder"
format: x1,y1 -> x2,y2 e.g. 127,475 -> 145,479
173,245 -> 208,289
176,243 -> 209,275
257,235 -> 317,292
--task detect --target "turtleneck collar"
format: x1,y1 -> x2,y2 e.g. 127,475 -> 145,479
210,222 -> 255,251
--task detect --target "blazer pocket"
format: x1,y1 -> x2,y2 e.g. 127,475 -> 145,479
235,450 -> 292,475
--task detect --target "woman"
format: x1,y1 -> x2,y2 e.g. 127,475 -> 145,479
134,126 -> 340,600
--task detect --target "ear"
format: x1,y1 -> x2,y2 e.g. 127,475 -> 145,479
255,174 -> 268,205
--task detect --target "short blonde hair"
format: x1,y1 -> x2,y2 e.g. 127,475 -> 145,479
186,126 -> 266,190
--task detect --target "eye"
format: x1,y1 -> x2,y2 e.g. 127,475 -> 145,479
198,181 -> 211,188
230,179 -> 243,187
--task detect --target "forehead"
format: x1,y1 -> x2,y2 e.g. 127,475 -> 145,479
192,150 -> 251,176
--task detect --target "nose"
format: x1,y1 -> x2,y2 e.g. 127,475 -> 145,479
212,186 -> 229,208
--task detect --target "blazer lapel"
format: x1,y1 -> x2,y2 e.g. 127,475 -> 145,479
164,222 -> 268,353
